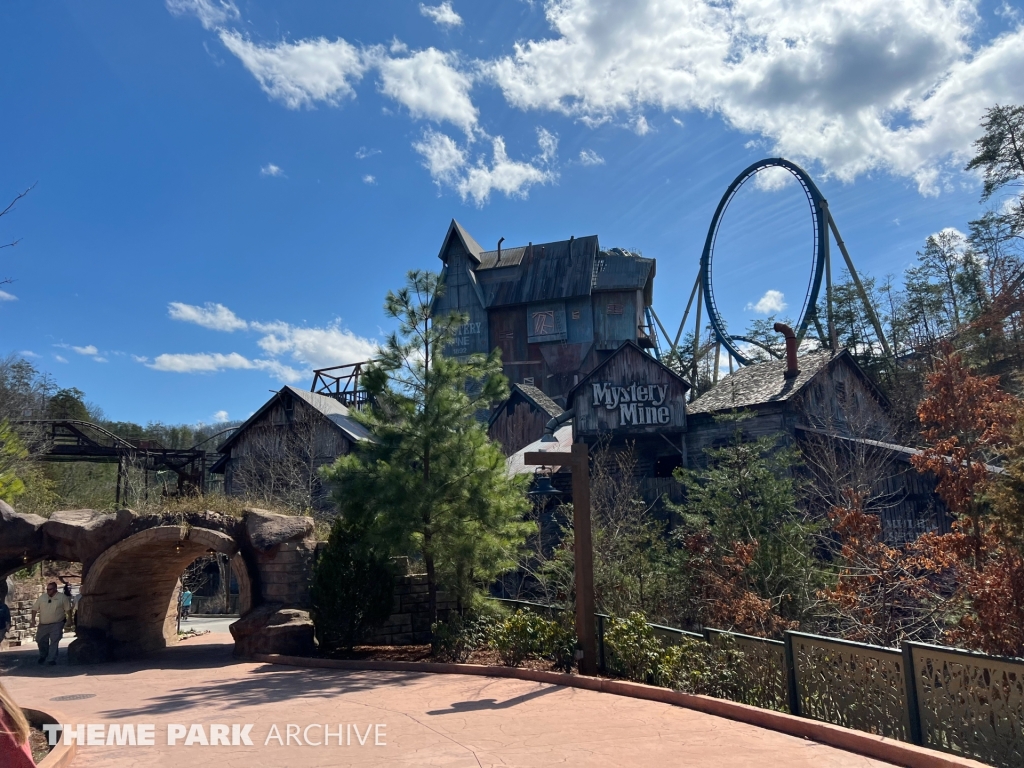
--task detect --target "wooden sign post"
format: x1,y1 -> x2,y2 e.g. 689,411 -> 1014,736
523,443 -> 597,676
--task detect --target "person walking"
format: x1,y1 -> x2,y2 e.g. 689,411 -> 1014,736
180,589 -> 192,621
30,583 -> 71,666
0,678 -> 36,767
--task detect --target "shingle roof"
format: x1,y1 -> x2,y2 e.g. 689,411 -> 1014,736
687,349 -> 836,415
513,384 -> 564,419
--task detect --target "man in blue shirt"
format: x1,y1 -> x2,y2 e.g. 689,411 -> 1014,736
180,589 -> 192,621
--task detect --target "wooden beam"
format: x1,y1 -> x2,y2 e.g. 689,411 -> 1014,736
522,445 -> 597,676
524,451 -> 574,465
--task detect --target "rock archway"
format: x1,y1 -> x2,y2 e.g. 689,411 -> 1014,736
0,501 -> 316,663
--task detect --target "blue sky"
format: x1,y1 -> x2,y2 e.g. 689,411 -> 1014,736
2,0 -> 1022,426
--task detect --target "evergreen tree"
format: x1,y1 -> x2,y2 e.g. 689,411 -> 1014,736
323,270 -> 533,621
310,514 -> 397,652
672,413 -> 823,627
965,104 -> 1024,238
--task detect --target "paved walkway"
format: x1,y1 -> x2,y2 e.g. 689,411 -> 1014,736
1,633 -> 896,767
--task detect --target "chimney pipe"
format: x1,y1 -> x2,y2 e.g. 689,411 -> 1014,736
774,322 -> 799,378
497,236 -> 504,261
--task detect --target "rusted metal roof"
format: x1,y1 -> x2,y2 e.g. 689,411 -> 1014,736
687,349 -> 835,414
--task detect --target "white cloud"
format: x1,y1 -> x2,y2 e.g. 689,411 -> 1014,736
420,2 -> 463,28
253,320 -> 377,371
147,351 -> 303,382
150,304 -> 376,383
0,290 -> 16,301
413,129 -> 467,186
54,355 -> 68,364
579,148 -> 605,166
377,48 -> 478,133
753,165 -> 796,192
746,290 -> 788,314
19,350 -> 38,358
219,30 -> 369,109
212,410 -> 230,423
71,345 -> 98,356
355,146 -> 381,159
260,163 -> 284,177
149,351 -> 251,373
487,0 -> 1024,194
363,175 -> 377,185
168,301 -> 248,332
165,0 -> 238,30
630,115 -> 651,136
414,128 -> 557,205
93,357 -> 108,363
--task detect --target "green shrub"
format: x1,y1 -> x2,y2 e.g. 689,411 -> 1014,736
310,519 -> 396,654
661,636 -> 744,697
490,610 -> 549,667
541,613 -> 577,673
605,612 -> 666,684
431,613 -> 492,663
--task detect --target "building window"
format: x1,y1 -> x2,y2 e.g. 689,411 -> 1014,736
523,377 -> 535,386
571,309 -> 581,320
532,310 -> 556,336
606,303 -> 623,315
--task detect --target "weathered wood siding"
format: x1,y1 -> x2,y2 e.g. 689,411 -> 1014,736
574,344 -> 687,437
592,290 -> 641,349
436,243 -> 490,359
223,394 -> 350,505
488,400 -> 551,455
791,358 -> 892,438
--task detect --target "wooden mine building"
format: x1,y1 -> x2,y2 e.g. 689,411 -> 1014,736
432,220 -> 658,405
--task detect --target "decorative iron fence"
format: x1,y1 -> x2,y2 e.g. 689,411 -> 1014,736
490,598 -> 1023,767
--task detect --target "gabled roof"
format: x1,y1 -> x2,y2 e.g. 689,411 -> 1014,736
687,349 -> 885,415
565,340 -> 692,408
437,219 -> 485,265
285,387 -> 375,443
216,386 -> 373,455
489,383 -> 564,427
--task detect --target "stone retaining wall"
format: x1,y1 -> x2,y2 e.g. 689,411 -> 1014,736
364,574 -> 456,645
2,595 -> 38,648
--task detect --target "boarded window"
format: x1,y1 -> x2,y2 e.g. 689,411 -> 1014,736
523,377 -> 535,386
571,309 -> 581,320
532,310 -> 556,336
606,303 -> 624,315
526,302 -> 567,342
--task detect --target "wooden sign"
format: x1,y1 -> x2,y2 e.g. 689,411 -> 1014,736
569,342 -> 689,436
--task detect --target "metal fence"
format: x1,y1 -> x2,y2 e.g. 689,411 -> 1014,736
491,599 -> 1023,768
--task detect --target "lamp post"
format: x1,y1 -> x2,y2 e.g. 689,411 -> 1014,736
524,442 -> 596,676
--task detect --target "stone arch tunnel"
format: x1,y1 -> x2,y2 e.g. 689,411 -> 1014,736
0,502 -> 317,662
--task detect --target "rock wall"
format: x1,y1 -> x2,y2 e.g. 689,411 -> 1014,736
364,574 -> 457,645
0,501 -> 316,662
1,594 -> 38,649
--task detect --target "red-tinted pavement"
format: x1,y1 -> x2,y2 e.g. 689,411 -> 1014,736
1,633 -> 897,767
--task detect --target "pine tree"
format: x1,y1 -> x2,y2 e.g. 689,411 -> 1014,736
323,270 -> 533,621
